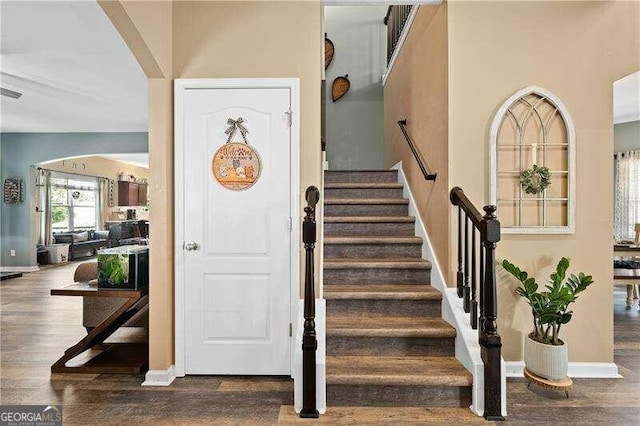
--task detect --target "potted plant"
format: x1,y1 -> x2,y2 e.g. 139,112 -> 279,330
500,257 -> 593,380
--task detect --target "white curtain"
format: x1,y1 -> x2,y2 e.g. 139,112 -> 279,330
614,151 -> 640,241
97,178 -> 108,230
43,170 -> 53,245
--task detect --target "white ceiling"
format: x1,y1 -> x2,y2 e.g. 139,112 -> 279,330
614,71 -> 640,124
0,0 -> 148,132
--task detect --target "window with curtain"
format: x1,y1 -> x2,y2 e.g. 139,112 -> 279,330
50,174 -> 98,232
614,151 -> 640,241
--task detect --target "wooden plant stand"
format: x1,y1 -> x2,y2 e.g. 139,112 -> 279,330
524,367 -> 572,398
50,283 -> 148,374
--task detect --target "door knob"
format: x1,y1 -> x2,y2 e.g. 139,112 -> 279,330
184,242 -> 199,251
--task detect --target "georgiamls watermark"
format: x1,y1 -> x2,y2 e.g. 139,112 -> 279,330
0,405 -> 62,426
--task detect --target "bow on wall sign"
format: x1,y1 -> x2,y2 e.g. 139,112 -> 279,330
225,117 -> 249,144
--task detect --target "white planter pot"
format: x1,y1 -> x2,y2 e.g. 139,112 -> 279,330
524,334 -> 568,380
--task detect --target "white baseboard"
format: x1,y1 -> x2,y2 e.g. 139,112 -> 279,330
0,266 -> 40,273
142,365 -> 177,386
391,161 -> 446,292
506,361 -> 622,378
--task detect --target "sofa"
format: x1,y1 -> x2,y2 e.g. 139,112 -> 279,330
53,230 -> 110,260
74,261 -> 148,332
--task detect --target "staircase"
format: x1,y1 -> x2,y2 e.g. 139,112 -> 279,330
323,170 -> 472,408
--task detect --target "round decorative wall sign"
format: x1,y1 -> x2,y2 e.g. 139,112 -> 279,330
212,117 -> 261,191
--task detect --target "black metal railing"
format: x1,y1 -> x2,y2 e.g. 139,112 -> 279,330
397,120 -> 437,181
300,186 -> 319,419
384,5 -> 413,64
450,187 -> 503,421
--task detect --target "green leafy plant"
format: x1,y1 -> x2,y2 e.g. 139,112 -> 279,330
98,253 -> 129,286
500,257 -> 593,345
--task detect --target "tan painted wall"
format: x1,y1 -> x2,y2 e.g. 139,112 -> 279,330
173,0 -> 323,295
384,4 -> 450,276
120,1 -> 172,77
148,78 -> 174,370
101,0 -> 175,370
104,0 -> 321,370
172,0 -> 322,204
447,0 -> 640,362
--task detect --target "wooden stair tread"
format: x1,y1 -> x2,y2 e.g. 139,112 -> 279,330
324,236 -> 422,245
324,258 -> 432,269
324,284 -> 441,300
324,216 -> 415,223
327,316 -> 455,337
325,198 -> 409,205
326,356 -> 472,386
325,183 -> 404,189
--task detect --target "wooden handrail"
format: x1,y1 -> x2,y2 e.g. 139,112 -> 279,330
300,186 -> 319,419
397,120 -> 437,181
450,186 -> 504,421
383,5 -> 392,25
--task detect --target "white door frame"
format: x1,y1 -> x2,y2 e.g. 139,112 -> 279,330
174,78 -> 301,377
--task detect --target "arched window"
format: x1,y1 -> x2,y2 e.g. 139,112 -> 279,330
489,86 -> 575,234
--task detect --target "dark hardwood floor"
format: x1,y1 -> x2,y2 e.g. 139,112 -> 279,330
1,262 -> 638,424
502,286 -> 640,424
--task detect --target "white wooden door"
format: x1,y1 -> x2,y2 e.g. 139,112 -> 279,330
180,86 -> 292,375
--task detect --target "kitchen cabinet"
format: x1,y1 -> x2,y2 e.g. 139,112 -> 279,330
118,181 -> 148,206
118,181 -> 138,206
138,183 -> 148,206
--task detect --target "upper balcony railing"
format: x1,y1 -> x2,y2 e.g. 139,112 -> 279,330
384,5 -> 413,65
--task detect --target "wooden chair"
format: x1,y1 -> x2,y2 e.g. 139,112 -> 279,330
614,224 -> 640,309
631,224 -> 640,308
614,269 -> 639,309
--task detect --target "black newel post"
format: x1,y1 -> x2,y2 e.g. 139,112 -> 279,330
480,205 -> 504,421
300,186 -> 319,419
